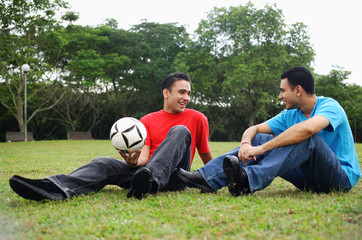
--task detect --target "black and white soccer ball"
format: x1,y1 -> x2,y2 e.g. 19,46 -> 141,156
110,117 -> 147,152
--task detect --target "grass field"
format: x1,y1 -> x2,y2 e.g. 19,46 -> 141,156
0,140 -> 361,239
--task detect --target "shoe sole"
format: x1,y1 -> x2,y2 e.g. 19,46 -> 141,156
223,156 -> 242,196
127,168 -> 153,199
9,176 -> 63,201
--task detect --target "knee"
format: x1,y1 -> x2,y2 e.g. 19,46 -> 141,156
170,125 -> 191,135
252,133 -> 273,145
169,125 -> 191,141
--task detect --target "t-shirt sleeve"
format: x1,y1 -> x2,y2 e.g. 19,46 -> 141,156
196,113 -> 211,154
140,116 -> 151,147
314,99 -> 344,132
266,110 -> 288,136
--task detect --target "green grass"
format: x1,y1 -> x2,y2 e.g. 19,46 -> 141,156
0,140 -> 361,239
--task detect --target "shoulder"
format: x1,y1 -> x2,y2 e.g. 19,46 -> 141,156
314,96 -> 347,129
315,97 -> 344,114
185,109 -> 208,121
316,96 -> 339,106
141,110 -> 163,120
274,108 -> 301,120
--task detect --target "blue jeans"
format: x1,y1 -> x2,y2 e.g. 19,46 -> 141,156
48,125 -> 192,198
199,133 -> 351,194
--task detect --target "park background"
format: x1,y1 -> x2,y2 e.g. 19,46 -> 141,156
1,0 -> 361,142
1,1 -> 361,239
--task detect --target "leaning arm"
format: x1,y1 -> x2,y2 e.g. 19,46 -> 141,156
239,116 -> 330,163
241,122 -> 273,145
199,151 -> 213,165
260,115 -> 329,153
238,122 -> 272,162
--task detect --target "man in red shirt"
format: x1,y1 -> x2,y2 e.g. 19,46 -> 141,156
9,72 -> 213,200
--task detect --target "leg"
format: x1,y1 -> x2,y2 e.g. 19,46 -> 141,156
278,167 -> 310,191
198,133 -> 273,191
244,134 -> 351,194
146,125 -> 192,190
10,157 -> 136,201
49,157 -> 136,198
127,125 -> 192,198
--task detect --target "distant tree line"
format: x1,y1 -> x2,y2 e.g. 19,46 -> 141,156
1,0 -> 361,142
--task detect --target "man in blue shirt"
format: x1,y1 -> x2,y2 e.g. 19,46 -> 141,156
176,66 -> 360,195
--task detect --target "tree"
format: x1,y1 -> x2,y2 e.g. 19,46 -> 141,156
46,88 -> 103,132
174,3 -> 314,139
316,66 -> 362,142
129,21 -> 190,112
0,0 -> 70,132
37,20 -> 189,136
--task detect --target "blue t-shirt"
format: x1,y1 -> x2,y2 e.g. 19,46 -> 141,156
266,96 -> 360,187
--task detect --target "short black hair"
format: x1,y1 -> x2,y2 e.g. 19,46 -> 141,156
161,72 -> 191,97
281,66 -> 315,94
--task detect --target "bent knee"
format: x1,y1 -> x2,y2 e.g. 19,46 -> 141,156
170,125 -> 190,135
169,125 -> 191,140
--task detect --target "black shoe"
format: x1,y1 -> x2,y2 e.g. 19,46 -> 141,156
9,175 -> 66,201
127,167 -> 153,199
174,168 -> 215,193
223,156 -> 250,196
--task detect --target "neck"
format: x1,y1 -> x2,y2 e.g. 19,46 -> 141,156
300,95 -> 317,118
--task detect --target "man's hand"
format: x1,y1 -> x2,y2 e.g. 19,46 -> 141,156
119,149 -> 141,167
238,142 -> 261,165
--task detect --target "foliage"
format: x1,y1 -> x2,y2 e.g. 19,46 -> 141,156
0,0 -> 70,131
316,66 -> 362,142
174,3 -> 315,138
0,140 -> 361,239
1,2 -> 361,142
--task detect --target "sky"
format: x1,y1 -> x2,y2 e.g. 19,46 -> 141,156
64,0 -> 362,86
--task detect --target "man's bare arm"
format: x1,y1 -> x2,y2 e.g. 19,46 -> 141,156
241,116 -> 330,163
119,145 -> 150,167
260,115 -> 329,153
199,151 -> 213,165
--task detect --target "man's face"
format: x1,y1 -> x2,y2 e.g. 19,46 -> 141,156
278,78 -> 299,110
163,80 -> 191,114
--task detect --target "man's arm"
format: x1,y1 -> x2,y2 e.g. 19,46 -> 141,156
240,115 -> 330,162
199,151 -> 213,165
260,115 -> 329,152
238,122 -> 272,163
240,122 -> 273,144
119,144 -> 150,167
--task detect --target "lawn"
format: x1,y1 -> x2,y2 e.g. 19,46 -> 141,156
0,140 -> 361,239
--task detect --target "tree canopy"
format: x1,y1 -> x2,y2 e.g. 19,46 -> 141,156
1,1 -> 361,142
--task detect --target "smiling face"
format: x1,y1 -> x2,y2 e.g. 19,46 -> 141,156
163,79 -> 191,114
278,78 -> 300,110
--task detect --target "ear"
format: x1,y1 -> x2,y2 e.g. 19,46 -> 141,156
162,88 -> 169,98
295,85 -> 303,96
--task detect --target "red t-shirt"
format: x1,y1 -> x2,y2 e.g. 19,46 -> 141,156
140,109 -> 210,164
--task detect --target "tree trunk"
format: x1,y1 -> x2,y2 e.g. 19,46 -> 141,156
248,113 -> 255,127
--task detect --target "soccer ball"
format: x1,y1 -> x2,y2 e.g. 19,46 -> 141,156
110,117 -> 147,152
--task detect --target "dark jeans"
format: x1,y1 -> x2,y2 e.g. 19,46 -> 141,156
48,125 -> 192,198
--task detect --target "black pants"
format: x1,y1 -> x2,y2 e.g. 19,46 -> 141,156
48,125 -> 192,198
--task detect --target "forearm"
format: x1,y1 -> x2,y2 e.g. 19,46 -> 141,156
240,126 -> 258,145
199,152 -> 213,165
239,116 -> 329,162
136,146 -> 150,166
259,121 -> 320,153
